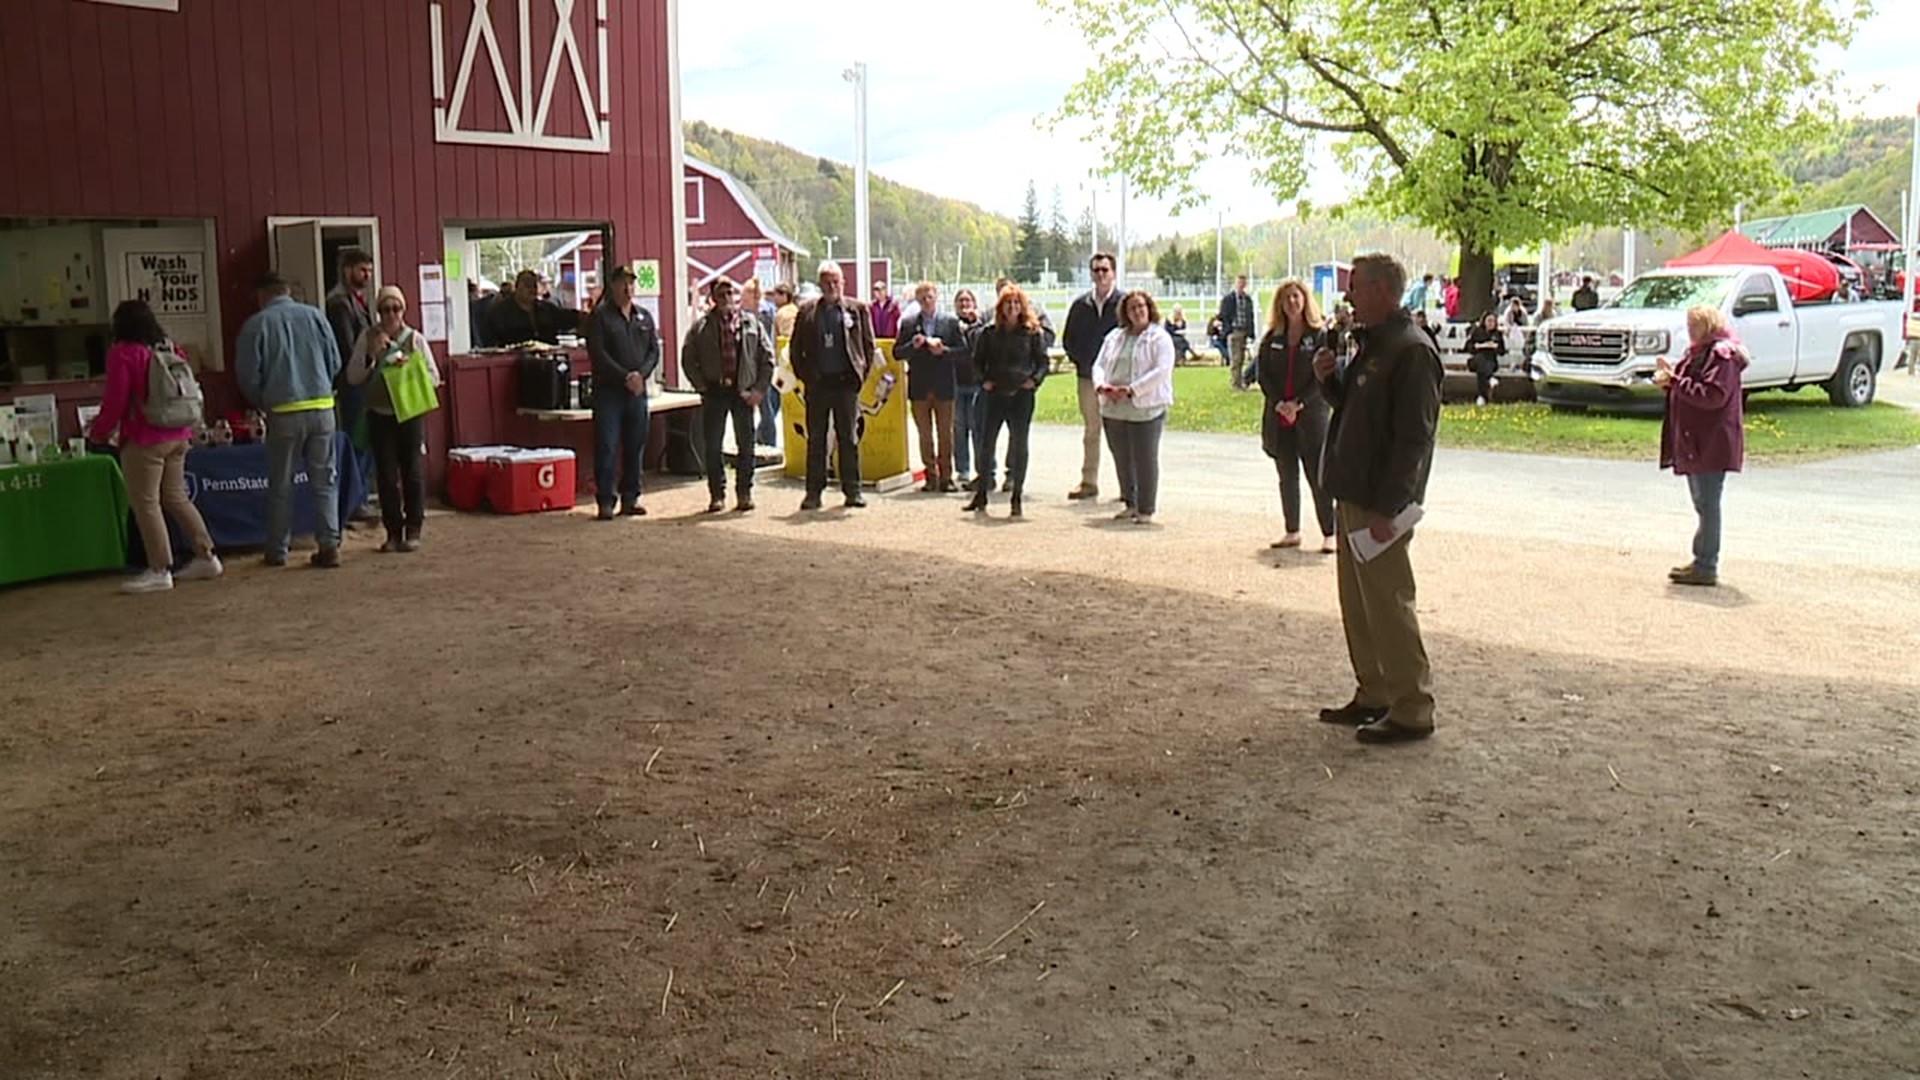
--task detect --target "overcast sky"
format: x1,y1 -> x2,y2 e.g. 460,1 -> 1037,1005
679,3 -> 1920,240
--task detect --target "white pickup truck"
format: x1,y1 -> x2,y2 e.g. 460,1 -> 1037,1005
1531,266 -> 1905,413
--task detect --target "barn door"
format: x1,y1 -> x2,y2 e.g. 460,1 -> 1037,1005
270,220 -> 325,306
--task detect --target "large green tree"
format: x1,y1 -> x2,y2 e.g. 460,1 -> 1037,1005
1050,0 -> 1861,312
1012,182 -> 1048,283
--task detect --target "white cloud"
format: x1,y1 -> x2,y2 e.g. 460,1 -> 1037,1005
681,2 -> 1914,239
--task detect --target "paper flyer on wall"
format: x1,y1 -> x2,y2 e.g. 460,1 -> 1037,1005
1347,503 -> 1425,564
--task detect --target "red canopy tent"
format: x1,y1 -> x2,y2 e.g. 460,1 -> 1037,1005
1667,230 -> 1840,301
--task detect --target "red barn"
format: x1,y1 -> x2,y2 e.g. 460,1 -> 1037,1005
1,0 -> 687,485
684,156 -> 808,294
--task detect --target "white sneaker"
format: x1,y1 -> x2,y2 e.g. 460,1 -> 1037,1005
176,555 -> 224,581
1475,395 -> 1487,406
121,569 -> 174,594
1489,377 -> 1501,390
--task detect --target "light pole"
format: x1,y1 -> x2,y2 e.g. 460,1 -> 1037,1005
843,62 -> 871,300
1905,100 -> 1919,373
955,243 -> 965,285
824,235 -> 839,262
1117,174 -> 1128,288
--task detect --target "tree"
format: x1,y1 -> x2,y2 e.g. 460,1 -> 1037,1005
1155,240 -> 1189,287
1012,181 -> 1046,283
1050,0 -> 1858,313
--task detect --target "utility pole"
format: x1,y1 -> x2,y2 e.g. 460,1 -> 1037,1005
843,62 -> 870,297
1904,100 -> 1919,373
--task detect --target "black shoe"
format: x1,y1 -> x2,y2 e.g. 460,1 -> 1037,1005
621,503 -> 648,517
1670,567 -> 1718,587
921,480 -> 941,493
1318,701 -> 1389,726
963,483 -> 989,512
310,547 -> 342,569
800,495 -> 823,511
1009,491 -> 1023,518
844,493 -> 868,509
596,505 -> 616,521
939,478 -> 958,493
379,530 -> 403,553
706,498 -> 726,513
1355,717 -> 1434,744
735,495 -> 755,513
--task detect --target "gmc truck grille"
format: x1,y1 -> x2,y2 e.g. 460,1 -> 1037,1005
1549,328 -> 1628,366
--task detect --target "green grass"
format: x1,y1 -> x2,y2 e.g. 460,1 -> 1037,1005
1031,366 -> 1920,462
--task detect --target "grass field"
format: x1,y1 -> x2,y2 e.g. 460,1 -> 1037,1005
1030,366 -> 1920,462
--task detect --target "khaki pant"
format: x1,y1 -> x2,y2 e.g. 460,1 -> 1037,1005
122,439 -> 214,572
1075,376 -> 1102,488
911,397 -> 956,484
1228,331 -> 1250,386
1334,501 -> 1435,729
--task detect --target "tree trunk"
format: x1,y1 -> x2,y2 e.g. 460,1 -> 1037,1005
1455,239 -> 1496,322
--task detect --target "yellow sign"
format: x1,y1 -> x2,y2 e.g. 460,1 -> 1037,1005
779,337 -> 911,486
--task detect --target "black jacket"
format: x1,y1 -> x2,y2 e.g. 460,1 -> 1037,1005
894,309 -> 968,400
487,295 -> 582,347
585,300 -> 662,393
1317,312 -> 1442,516
1061,289 -> 1120,377
1256,326 -> 1336,457
971,324 -> 1049,396
1571,286 -> 1600,311
1464,323 -> 1505,375
1216,289 -> 1256,335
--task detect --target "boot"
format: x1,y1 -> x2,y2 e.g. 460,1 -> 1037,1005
962,477 -> 989,513
1009,488 -> 1023,518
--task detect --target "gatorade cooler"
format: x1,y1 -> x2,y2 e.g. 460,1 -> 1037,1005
486,449 -> 576,514
447,445 -> 519,511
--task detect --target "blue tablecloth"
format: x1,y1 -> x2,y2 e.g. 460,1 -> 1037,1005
128,434 -> 366,565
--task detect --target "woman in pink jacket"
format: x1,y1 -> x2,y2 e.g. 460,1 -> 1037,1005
89,300 -> 222,594
1657,304 -> 1748,588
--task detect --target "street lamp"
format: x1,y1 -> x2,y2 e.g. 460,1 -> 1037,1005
843,62 -> 870,298
824,235 -> 839,262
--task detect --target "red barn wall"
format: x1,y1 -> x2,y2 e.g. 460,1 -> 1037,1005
1,0 -> 684,400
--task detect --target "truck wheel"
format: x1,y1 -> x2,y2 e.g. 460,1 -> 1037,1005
1826,349 -> 1875,408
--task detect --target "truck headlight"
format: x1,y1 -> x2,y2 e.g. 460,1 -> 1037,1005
1632,330 -> 1669,355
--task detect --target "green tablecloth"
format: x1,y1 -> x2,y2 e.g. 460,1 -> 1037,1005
0,455 -> 129,587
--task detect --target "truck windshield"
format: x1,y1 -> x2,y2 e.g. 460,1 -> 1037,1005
1610,275 -> 1734,310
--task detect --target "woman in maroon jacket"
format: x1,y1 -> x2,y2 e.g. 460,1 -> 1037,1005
1657,305 -> 1748,587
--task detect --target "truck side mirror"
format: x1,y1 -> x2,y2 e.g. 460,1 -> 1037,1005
1733,294 -> 1774,317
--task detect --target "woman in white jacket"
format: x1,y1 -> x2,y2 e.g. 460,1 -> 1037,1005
1092,290 -> 1176,524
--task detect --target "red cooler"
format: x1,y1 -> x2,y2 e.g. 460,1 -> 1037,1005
447,445 -> 518,511
486,449 -> 577,514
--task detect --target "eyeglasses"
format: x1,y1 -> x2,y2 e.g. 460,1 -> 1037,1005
1093,266 -> 1114,274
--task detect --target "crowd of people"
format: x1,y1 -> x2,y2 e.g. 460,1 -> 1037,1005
91,245 -> 1744,739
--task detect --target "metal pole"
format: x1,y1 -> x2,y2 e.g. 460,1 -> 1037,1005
844,62 -> 870,298
824,236 -> 837,262
1215,209 -> 1224,298
1118,176 -> 1128,288
1089,188 -> 1098,262
1622,227 -> 1637,282
1904,102 -> 1919,370
1287,228 -> 1295,279
955,243 -> 965,286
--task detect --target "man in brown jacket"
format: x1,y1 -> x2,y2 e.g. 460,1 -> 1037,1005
1312,253 -> 1444,744
788,262 -> 882,510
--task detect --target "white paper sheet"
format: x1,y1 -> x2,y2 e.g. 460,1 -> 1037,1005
418,264 -> 447,305
420,302 -> 448,342
1347,503 -> 1425,564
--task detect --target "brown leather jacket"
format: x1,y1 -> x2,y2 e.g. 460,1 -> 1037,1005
789,297 -> 881,387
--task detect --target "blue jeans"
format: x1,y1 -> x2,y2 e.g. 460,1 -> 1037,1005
756,389 -> 781,447
954,385 -> 988,480
1686,471 -> 1727,576
594,390 -> 651,509
978,391 -> 1034,491
266,408 -> 340,558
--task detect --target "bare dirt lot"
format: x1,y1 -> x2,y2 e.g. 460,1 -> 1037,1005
4,469 -> 1919,1080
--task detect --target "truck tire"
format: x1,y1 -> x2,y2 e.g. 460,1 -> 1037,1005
1826,348 -> 1875,408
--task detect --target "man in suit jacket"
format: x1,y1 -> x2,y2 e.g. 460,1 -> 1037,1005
1215,274 -> 1257,390
893,281 -> 968,492
788,262 -> 882,510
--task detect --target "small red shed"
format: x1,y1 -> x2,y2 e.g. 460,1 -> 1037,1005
684,156 -> 808,294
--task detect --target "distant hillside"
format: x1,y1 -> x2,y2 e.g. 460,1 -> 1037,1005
683,121 -> 1018,283
1759,116 -> 1909,228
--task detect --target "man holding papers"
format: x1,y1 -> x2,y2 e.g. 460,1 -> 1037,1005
1312,254 -> 1444,744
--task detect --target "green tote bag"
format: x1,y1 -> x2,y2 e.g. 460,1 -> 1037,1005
381,337 -> 441,424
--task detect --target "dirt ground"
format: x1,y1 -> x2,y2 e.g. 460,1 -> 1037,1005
4,469 -> 1918,1080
